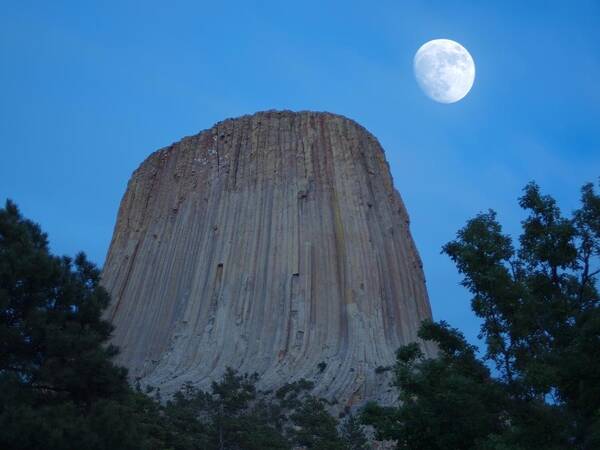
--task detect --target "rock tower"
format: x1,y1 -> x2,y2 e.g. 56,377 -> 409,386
101,110 -> 433,409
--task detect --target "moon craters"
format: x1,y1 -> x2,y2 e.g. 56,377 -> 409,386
414,39 -> 475,104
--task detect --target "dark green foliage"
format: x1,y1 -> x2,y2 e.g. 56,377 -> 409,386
340,414 -> 368,450
160,370 -> 352,449
275,378 -> 315,410
403,323 -> 509,449
0,200 -> 127,403
162,369 -> 290,450
290,397 -> 345,449
0,200 -> 159,450
363,322 -> 510,450
363,181 -> 600,449
443,181 -> 600,447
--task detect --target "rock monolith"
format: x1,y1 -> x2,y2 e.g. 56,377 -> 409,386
101,110 -> 434,409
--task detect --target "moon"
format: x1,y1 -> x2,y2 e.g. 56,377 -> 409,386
414,39 -> 475,104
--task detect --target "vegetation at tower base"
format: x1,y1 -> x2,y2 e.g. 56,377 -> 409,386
362,180 -> 600,450
2,177 -> 599,449
0,200 -> 364,449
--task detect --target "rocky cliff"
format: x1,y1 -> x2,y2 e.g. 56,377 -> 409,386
101,110 -> 434,409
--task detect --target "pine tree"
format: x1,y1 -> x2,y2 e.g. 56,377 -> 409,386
340,414 -> 368,449
290,397 -> 344,449
0,200 -> 162,449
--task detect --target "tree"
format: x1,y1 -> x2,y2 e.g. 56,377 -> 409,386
290,396 -> 344,449
363,181 -> 600,449
340,414 -> 368,450
160,368 -> 291,450
162,370 -> 347,450
363,322 -> 510,450
443,181 -> 600,447
0,200 -> 166,449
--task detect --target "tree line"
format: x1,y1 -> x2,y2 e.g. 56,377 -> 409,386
1,180 -> 599,449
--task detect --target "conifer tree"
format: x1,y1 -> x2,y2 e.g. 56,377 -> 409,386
0,200 -> 162,449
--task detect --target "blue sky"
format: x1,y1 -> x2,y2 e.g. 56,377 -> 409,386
1,1 -> 599,345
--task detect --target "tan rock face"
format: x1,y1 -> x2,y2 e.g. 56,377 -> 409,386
101,110 -> 433,409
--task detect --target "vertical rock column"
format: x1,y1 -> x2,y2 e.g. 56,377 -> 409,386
101,110 -> 434,410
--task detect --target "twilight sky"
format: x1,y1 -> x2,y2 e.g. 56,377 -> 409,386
1,1 -> 599,345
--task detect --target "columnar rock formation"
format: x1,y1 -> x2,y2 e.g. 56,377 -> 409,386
101,110 -> 434,409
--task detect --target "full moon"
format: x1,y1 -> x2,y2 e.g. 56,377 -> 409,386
414,39 -> 475,104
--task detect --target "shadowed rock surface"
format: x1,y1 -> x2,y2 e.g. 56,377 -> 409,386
101,110 -> 434,410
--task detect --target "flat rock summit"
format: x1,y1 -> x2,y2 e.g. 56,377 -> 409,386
101,110 -> 434,410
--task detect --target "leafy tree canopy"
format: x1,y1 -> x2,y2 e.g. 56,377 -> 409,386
364,181 -> 600,450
